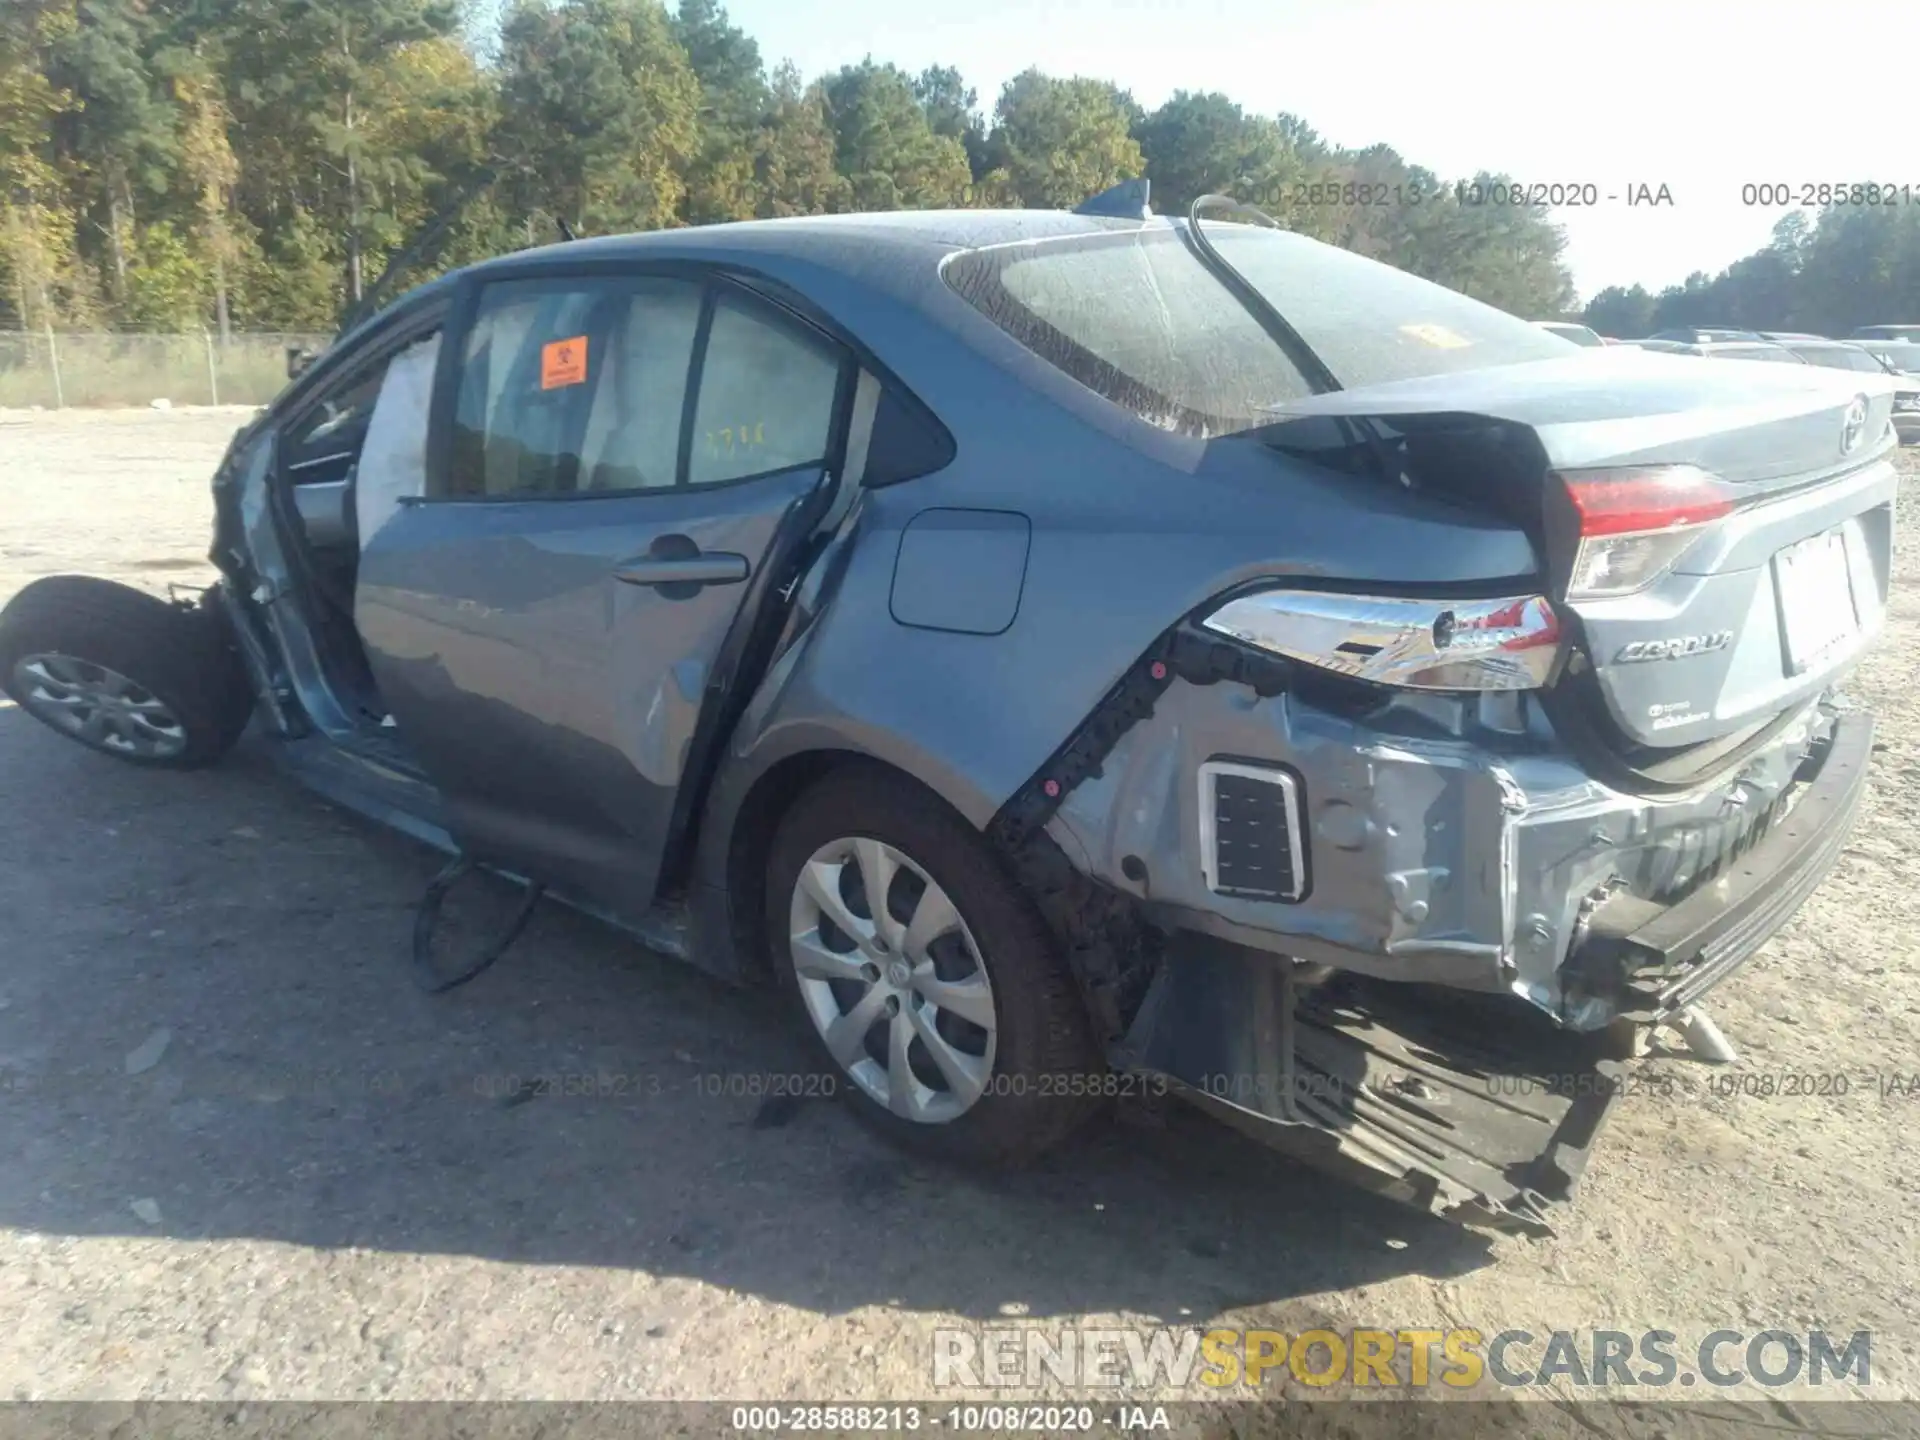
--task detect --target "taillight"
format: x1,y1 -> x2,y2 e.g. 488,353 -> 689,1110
1559,465 -> 1735,600
1202,590 -> 1560,692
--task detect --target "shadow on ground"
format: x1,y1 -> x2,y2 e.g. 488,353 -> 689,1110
0,705 -> 1494,1326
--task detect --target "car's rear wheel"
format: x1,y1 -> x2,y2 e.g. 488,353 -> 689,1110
766,765 -> 1103,1164
0,576 -> 253,769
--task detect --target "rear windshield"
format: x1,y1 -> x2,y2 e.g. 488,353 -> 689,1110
941,224 -> 1570,437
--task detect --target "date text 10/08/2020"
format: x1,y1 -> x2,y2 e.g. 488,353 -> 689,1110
1248,181 -> 1675,209
729,1406 -> 1171,1433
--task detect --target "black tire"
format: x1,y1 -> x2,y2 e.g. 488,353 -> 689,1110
0,575 -> 253,769
766,762 -> 1103,1165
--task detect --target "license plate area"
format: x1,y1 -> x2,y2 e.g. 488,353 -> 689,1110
1773,528 -> 1857,675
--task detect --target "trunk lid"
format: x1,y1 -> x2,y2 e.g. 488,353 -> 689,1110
1268,349 -> 1899,756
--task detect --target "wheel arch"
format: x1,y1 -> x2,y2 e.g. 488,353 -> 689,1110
699,743 -> 1026,986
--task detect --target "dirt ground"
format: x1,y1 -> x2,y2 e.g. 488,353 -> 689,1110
1,408 -> 1918,1425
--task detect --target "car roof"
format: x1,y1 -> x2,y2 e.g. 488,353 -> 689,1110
333,210 -> 1158,364
458,210 -> 1154,283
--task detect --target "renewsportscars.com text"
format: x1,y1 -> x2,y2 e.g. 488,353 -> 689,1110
932,1326 -> 1872,1390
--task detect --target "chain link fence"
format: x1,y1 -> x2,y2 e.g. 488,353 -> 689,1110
0,330 -> 335,409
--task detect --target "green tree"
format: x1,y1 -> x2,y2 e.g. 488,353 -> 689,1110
819,59 -> 969,211
1584,284 -> 1656,337
753,61 -> 849,217
1427,173 -> 1574,316
0,0 -> 86,326
495,0 -> 701,236
985,68 -> 1142,210
212,0 -> 463,310
911,63 -> 985,178
1135,91 -> 1254,212
47,0 -> 176,309
672,0 -> 764,223
168,62 -> 239,335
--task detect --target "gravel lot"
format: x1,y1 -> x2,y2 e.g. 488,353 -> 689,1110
1,408 -> 1917,1425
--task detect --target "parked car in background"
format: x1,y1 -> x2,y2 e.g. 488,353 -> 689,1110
1638,339 -> 1808,363
1857,342 -> 1920,443
0,189 -> 1895,1237
1533,320 -> 1606,347
1859,341 -> 1920,376
1779,339 -> 1898,374
1850,324 -> 1920,342
1757,331 -> 1828,343
1646,327 -> 1765,343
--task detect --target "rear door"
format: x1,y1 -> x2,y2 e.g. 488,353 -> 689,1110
354,266 -> 853,916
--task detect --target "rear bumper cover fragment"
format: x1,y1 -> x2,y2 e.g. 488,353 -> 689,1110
1114,938 -> 1619,1238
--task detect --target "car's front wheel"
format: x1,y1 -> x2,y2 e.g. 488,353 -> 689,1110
0,575 -> 253,769
766,765 -> 1103,1164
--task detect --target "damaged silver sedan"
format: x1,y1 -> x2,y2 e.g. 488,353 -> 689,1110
0,187 -> 1891,1235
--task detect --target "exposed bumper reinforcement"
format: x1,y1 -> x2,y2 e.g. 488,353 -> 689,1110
1589,710 -> 1873,1020
1114,937 -> 1621,1238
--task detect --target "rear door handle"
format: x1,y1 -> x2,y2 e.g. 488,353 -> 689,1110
612,548 -> 750,589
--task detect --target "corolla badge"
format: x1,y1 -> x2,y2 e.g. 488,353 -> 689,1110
1615,631 -> 1734,662
1841,396 -> 1868,454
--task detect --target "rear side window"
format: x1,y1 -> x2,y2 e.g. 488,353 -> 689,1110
943,226 -> 1569,437
444,275 -> 849,498
690,293 -> 845,486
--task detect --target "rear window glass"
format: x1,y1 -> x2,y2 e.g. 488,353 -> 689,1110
942,225 -> 1569,437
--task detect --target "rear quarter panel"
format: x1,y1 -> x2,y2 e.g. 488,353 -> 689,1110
694,264 -> 1544,908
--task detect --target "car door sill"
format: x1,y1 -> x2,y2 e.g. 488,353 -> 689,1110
270,729 -> 697,968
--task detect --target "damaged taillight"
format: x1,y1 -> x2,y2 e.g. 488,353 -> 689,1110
1202,590 -> 1561,692
1559,465 -> 1735,600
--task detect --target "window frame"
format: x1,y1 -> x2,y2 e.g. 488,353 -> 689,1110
424,261 -> 862,505
275,300 -> 449,485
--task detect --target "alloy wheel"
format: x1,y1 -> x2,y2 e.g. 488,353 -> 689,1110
10,652 -> 189,760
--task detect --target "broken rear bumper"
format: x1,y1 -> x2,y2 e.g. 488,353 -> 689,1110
1109,714 -> 1872,1237
1114,940 -> 1620,1237
1577,710 -> 1874,1021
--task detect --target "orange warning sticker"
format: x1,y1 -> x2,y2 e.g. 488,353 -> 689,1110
540,335 -> 588,389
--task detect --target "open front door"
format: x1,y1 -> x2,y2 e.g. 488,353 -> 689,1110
354,268 -> 851,920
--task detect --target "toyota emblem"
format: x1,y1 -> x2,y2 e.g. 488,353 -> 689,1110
1841,395 -> 1868,454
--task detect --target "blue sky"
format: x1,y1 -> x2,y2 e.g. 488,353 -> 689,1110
721,0 -> 1920,302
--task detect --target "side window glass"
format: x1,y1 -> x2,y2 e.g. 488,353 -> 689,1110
443,277 -> 844,497
578,280 -> 703,491
448,277 -> 703,498
689,293 -> 844,487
